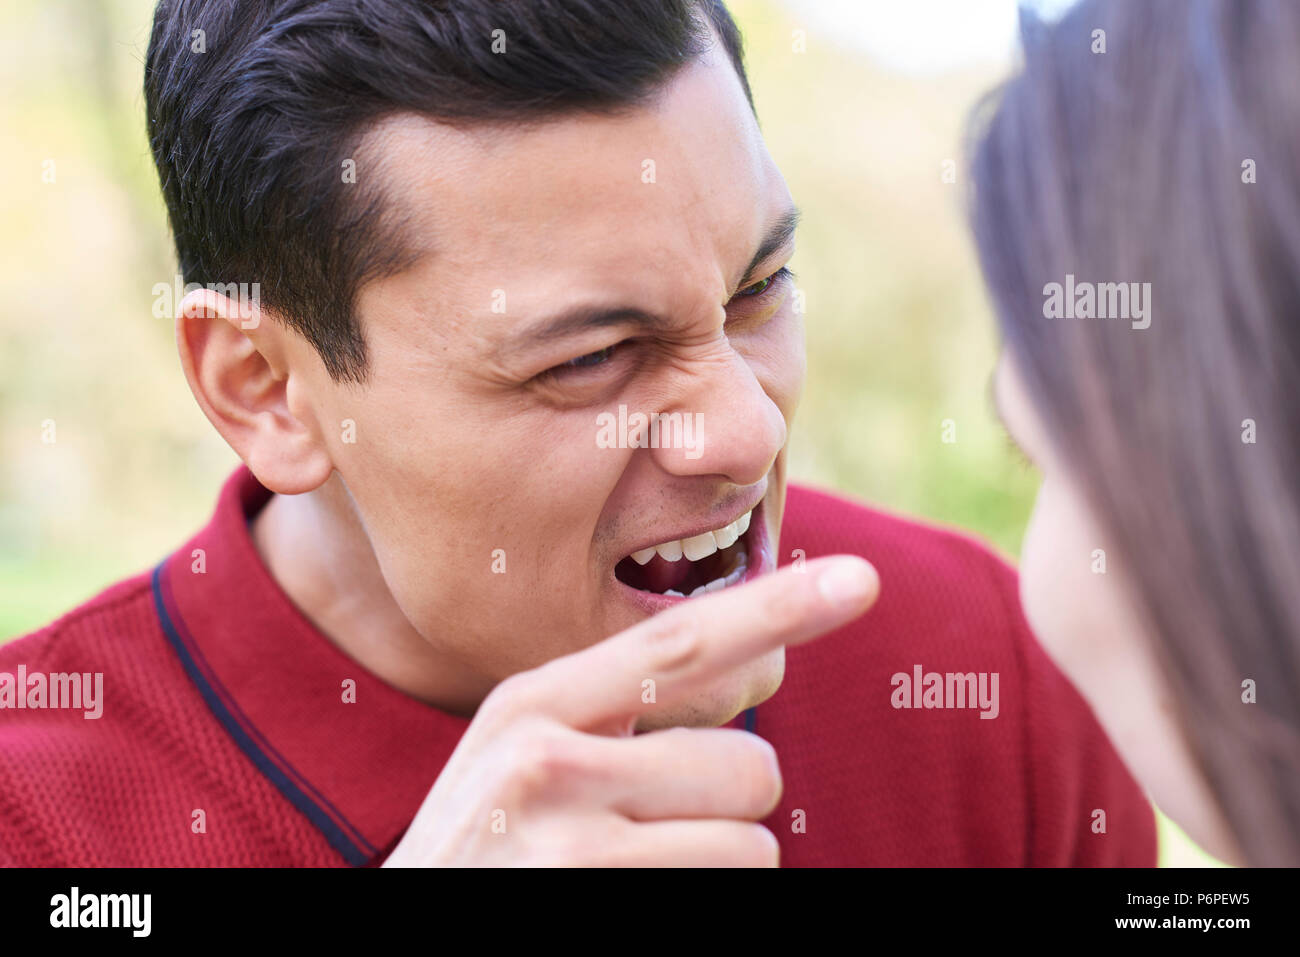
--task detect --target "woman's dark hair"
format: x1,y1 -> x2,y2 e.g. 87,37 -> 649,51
144,0 -> 752,383
969,0 -> 1300,865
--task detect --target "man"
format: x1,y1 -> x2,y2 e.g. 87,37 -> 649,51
0,0 -> 1155,866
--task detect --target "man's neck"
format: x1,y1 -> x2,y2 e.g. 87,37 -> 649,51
248,472 -> 492,717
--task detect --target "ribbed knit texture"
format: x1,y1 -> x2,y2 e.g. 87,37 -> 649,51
0,576 -> 338,866
0,473 -> 1156,866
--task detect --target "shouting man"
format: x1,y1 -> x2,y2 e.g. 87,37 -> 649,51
0,0 -> 1155,866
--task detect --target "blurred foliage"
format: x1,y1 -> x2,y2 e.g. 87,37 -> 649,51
0,0 -> 1216,866
0,0 -> 241,641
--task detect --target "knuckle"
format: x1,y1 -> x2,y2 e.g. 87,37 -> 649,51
503,723 -> 585,797
487,670 -> 533,707
638,614 -> 705,674
478,671 -> 537,724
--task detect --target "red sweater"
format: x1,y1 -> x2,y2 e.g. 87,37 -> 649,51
0,467 -> 1155,866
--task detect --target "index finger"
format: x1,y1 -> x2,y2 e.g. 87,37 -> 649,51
507,555 -> 879,731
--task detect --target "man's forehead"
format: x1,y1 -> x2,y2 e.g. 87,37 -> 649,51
360,49 -> 772,271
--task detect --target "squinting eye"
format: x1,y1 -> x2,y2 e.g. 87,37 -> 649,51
734,265 -> 793,299
560,344 -> 616,369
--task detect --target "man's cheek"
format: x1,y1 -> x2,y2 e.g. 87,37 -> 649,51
769,313 -> 807,418
743,343 -> 803,423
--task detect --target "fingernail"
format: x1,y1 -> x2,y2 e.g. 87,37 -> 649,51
817,559 -> 875,608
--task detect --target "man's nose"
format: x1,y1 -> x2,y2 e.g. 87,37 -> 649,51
646,343 -> 787,486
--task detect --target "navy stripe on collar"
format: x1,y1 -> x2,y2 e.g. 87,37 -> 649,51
151,561 -> 374,866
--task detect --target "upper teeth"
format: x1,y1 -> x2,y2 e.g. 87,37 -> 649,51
629,509 -> 752,565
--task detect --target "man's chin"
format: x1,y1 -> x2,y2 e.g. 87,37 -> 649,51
631,648 -> 785,732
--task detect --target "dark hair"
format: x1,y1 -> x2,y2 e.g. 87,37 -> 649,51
144,0 -> 753,382
970,0 -> 1300,865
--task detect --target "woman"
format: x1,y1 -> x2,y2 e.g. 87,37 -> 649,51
969,0 -> 1300,866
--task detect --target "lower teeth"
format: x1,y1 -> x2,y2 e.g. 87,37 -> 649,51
662,555 -> 748,599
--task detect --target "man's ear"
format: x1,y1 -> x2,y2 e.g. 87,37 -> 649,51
176,288 -> 334,495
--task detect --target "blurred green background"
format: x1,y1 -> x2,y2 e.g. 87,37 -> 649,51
0,0 -> 1222,866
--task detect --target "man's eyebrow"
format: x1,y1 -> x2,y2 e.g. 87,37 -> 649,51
501,204 -> 803,357
501,306 -> 670,358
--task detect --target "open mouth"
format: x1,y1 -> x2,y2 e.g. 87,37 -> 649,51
614,504 -> 756,599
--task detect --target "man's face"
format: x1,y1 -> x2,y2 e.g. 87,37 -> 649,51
295,46 -> 802,729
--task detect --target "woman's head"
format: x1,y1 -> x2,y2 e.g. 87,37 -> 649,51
970,0 -> 1300,866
